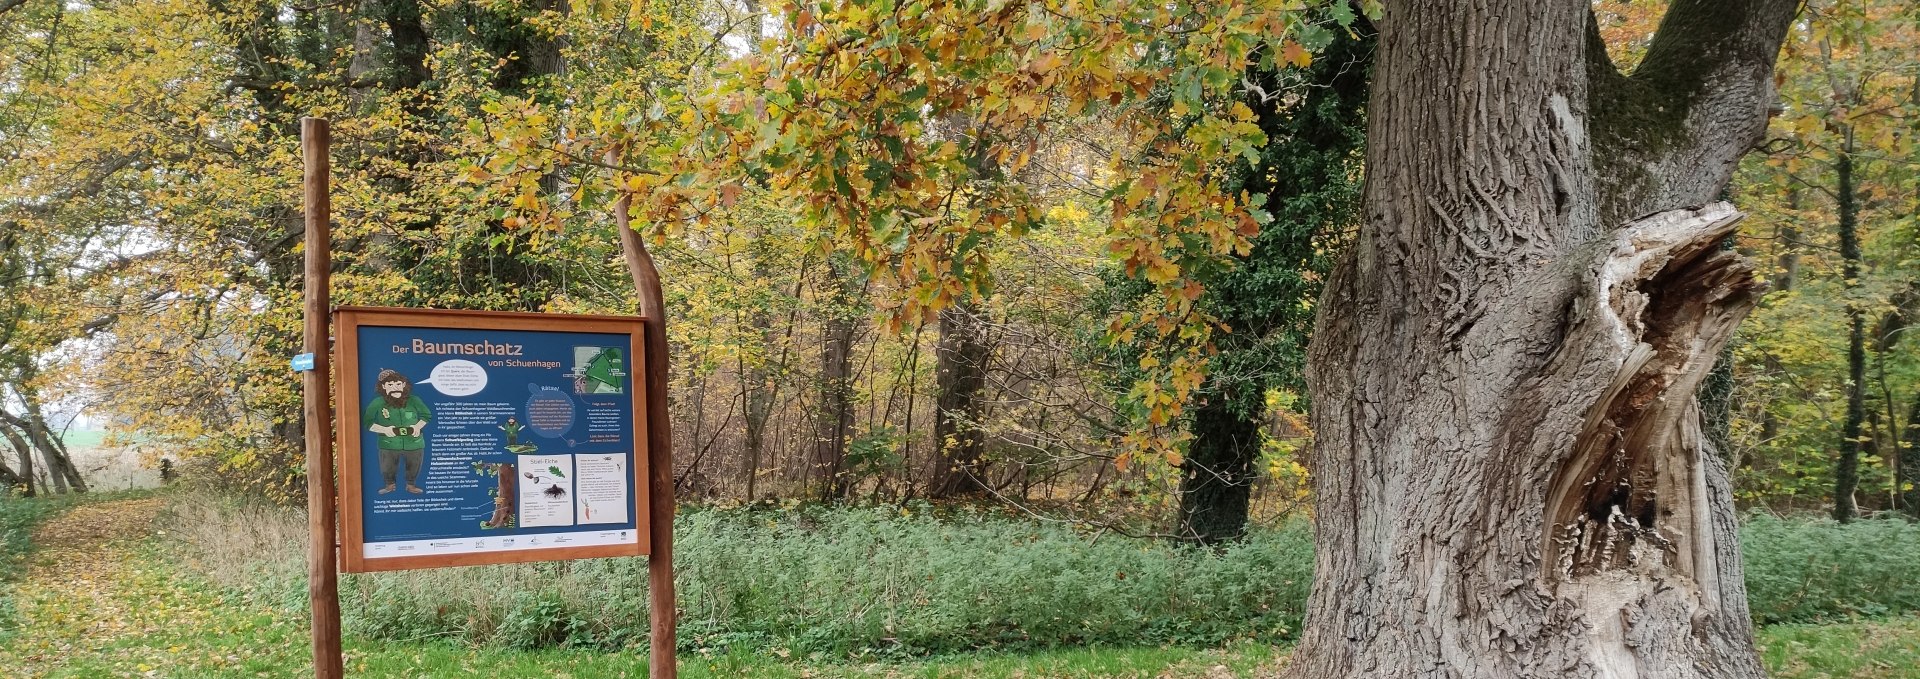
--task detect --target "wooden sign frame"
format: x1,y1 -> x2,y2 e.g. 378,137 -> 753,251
332,306 -> 652,573
303,117 -> 676,678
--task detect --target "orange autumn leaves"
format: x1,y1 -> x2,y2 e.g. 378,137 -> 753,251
650,0 -> 1359,455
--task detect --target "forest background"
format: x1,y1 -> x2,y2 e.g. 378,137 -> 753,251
3,0 -> 1912,531
0,0 -> 1918,666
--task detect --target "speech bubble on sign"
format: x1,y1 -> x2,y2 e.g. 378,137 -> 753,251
417,359 -> 488,397
524,384 -> 575,437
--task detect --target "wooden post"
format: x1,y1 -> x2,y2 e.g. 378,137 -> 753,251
615,192 -> 677,679
301,117 -> 344,679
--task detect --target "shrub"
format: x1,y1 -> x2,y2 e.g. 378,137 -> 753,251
1741,513 -> 1920,625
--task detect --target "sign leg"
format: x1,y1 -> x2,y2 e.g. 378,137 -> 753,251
302,116 -> 344,679
616,192 -> 678,679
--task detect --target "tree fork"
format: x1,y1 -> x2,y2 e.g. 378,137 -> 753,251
1289,0 -> 1795,675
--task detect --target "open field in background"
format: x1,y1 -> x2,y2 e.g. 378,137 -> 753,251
6,493 -> 1920,678
53,430 -> 163,493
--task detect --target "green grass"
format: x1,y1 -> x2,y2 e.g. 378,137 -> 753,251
1759,616 -> 1920,678
4,494 -> 1283,678
15,543 -> 1280,678
1742,513 -> 1920,624
1,489 -> 158,582
174,498 -> 1920,656
13,492 -> 1920,677
0,493 -> 81,583
170,499 -> 1316,655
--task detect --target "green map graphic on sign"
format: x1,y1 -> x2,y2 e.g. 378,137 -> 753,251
571,346 -> 627,395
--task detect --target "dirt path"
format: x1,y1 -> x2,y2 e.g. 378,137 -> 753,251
0,497 -> 287,678
5,498 -> 165,667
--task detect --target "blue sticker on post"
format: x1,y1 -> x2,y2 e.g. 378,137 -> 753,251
291,353 -> 316,372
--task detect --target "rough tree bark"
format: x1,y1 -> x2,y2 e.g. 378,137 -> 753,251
1289,1 -> 1796,677
928,301 -> 991,498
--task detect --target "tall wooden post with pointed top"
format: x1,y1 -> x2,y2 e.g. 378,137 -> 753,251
615,192 -> 677,679
300,116 -> 344,679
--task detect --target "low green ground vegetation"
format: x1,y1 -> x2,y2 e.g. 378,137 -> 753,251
8,492 -> 1920,677
163,494 -> 1920,657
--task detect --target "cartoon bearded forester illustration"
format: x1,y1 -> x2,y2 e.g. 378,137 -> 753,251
365,368 -> 431,494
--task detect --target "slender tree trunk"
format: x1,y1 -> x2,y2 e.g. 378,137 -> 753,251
1774,194 -> 1800,292
735,0 -> 773,503
741,242 -> 782,502
928,302 -> 991,498
23,401 -> 84,493
1903,392 -> 1920,518
2,424 -> 33,497
1758,216 -> 1799,457
1289,1 -> 1795,676
741,355 -> 772,501
1176,395 -> 1259,544
1835,145 -> 1864,522
811,257 -> 861,500
0,407 -> 83,493
1876,282 -> 1919,512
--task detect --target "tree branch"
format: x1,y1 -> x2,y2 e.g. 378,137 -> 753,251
1587,0 -> 1803,225
1637,0 -> 1803,97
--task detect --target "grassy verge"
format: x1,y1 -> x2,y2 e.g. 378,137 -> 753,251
10,492 -> 1920,677
1759,617 -> 1920,679
20,540 -> 1920,678
165,496 -> 1315,656
0,491 -> 89,583
162,493 -> 1920,657
11,537 -> 1281,677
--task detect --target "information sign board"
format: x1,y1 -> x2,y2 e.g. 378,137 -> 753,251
334,307 -> 650,572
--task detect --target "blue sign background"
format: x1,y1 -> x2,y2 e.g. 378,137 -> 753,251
354,325 -> 639,544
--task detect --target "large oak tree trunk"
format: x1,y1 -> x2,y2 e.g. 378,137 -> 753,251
1289,1 -> 1795,677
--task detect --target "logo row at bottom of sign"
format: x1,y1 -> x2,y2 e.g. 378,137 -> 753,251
366,529 -> 638,557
